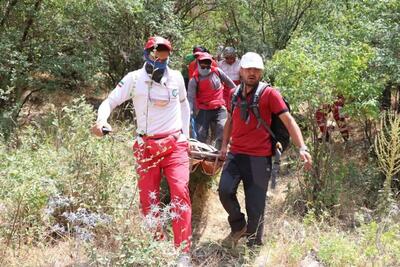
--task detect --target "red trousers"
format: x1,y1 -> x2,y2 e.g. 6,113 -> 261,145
134,140 -> 191,252
315,96 -> 349,139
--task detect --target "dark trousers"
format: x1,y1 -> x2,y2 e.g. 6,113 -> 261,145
195,107 -> 227,150
218,153 -> 272,246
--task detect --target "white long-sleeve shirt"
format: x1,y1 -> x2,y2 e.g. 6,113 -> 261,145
97,65 -> 190,140
218,58 -> 241,81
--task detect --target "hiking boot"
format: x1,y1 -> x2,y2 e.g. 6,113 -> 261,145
176,253 -> 192,267
221,225 -> 247,248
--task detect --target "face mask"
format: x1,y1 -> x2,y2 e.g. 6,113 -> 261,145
144,49 -> 169,83
145,62 -> 164,83
197,62 -> 211,76
144,50 -> 169,70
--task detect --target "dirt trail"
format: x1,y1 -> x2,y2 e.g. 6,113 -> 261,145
189,171 -> 291,266
191,168 -> 290,243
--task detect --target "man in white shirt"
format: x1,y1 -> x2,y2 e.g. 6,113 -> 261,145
218,47 -> 241,105
91,36 -> 192,257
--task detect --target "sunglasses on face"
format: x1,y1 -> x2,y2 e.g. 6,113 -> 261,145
153,44 -> 170,52
199,64 -> 211,69
199,60 -> 212,69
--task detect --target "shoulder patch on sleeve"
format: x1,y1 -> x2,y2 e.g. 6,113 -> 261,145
117,80 -> 125,87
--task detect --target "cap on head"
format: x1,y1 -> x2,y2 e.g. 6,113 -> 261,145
240,52 -> 264,70
144,36 -> 172,51
193,45 -> 206,54
223,47 -> 236,58
197,52 -> 213,61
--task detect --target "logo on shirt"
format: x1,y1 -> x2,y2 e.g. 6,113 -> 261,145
172,89 -> 179,97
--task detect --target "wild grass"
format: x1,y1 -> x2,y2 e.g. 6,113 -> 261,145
0,98 -> 399,266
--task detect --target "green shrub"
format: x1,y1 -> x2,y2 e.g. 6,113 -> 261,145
318,233 -> 359,266
0,97 -> 135,245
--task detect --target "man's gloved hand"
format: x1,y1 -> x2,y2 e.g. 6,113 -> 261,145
91,121 -> 112,137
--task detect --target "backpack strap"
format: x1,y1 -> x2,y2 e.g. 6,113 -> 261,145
229,84 -> 242,114
249,82 -> 278,142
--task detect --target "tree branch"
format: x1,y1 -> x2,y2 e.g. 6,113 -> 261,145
19,0 -> 43,48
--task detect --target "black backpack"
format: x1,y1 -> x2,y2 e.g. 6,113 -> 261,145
231,82 -> 291,153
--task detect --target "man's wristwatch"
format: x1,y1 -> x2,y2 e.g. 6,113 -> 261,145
299,145 -> 309,153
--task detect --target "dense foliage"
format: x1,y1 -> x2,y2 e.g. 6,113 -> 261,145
1,0 -> 399,265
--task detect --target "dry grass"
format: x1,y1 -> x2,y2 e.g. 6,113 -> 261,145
1,239 -> 88,267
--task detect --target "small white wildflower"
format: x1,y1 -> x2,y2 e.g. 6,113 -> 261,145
163,204 -> 172,214
144,213 -> 159,229
149,191 -> 157,200
63,212 -> 77,223
178,203 -> 189,212
75,227 -> 93,241
169,211 -> 181,221
50,223 -> 66,234
44,207 -> 54,216
150,204 -> 160,214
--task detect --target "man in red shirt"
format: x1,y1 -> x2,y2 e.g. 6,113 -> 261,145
187,52 -> 236,149
219,52 -> 312,247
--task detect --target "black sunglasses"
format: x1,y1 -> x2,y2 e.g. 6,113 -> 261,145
200,64 -> 211,69
199,60 -> 211,69
153,44 -> 170,52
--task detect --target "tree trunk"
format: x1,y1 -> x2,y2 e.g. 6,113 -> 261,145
396,84 -> 400,113
381,82 -> 392,111
0,0 -> 18,29
19,0 -> 43,48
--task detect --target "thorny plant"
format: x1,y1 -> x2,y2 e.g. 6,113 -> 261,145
143,191 -> 190,233
44,194 -> 112,241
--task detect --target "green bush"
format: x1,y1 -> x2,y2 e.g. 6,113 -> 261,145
318,233 -> 359,266
0,97 -> 135,245
286,150 -> 381,216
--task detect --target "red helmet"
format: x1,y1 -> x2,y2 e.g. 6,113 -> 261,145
144,36 -> 172,51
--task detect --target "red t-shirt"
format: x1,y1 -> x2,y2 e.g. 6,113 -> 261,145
228,86 -> 288,156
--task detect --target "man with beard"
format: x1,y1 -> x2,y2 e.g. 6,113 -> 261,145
218,52 -> 312,247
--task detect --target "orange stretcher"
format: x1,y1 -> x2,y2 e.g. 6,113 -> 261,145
189,139 -> 224,176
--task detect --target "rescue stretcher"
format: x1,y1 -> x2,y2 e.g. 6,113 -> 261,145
188,139 -> 224,176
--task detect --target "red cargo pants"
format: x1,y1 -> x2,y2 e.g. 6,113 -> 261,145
133,138 -> 191,252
